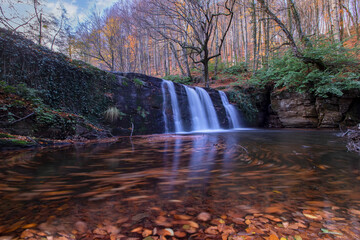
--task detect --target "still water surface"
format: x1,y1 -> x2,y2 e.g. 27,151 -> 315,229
0,130 -> 359,239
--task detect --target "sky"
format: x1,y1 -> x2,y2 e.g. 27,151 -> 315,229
46,0 -> 119,24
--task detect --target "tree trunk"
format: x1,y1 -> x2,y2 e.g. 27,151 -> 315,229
264,0 -> 270,69
203,59 -> 210,88
286,0 -> 293,34
251,0 -> 258,73
39,13 -> 42,45
289,0 -> 312,48
214,27 -> 220,76
182,48 -> 192,80
241,4 -> 249,68
355,0 -> 360,41
332,0 -> 342,43
170,42 -> 185,76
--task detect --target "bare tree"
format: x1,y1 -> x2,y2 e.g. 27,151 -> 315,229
0,0 -> 37,31
136,0 -> 236,88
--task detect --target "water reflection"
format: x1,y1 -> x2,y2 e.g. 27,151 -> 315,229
0,130 -> 359,239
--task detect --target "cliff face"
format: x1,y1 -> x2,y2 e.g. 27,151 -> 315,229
267,90 -> 360,128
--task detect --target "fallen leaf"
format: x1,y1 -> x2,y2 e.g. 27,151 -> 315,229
21,223 -> 37,229
164,228 -> 174,236
20,229 -> 34,239
205,226 -> 218,235
131,226 -> 143,233
93,228 -> 107,235
197,212 -> 211,221
142,229 -> 152,237
174,231 -> 186,238
174,215 -> 191,220
188,221 -> 199,228
321,228 -> 343,235
269,234 -> 279,240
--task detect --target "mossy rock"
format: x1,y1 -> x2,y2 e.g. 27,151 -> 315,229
0,133 -> 15,138
0,138 -> 34,148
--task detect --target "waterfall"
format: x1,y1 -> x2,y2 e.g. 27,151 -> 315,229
184,86 -> 210,131
161,80 -> 184,133
219,91 -> 241,128
195,87 -> 220,129
162,79 -> 242,133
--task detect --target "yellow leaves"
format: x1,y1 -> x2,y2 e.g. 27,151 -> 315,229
174,214 -> 191,220
188,221 -> 199,228
269,234 -> 279,240
21,223 -> 37,229
302,210 -> 323,221
131,226 -> 143,233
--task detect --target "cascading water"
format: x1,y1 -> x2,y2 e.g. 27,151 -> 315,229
161,80 -> 184,133
184,86 -> 210,131
162,79 -> 241,133
219,91 -> 241,128
194,87 -> 220,129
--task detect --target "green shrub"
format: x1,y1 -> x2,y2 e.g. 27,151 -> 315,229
227,90 -> 258,121
208,61 -> 227,73
222,62 -> 248,75
249,42 -> 360,97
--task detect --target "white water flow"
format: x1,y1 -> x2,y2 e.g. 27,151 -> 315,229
184,86 -> 210,131
219,91 -> 241,128
161,80 -> 184,133
195,87 -> 220,129
162,79 -> 242,133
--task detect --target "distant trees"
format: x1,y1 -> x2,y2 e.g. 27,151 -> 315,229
3,0 -> 359,86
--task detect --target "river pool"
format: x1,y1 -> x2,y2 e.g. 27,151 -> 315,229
0,130 -> 359,239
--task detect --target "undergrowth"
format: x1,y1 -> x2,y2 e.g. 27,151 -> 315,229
235,39 -> 360,98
